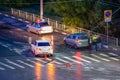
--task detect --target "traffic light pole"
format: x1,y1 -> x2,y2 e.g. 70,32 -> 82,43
106,22 -> 109,45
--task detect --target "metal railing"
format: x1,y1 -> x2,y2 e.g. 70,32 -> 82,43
11,8 -> 119,47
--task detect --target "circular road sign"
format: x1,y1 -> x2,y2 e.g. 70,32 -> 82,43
104,10 -> 112,18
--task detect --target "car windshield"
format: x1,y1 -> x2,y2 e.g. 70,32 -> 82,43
38,42 -> 50,46
39,22 -> 49,26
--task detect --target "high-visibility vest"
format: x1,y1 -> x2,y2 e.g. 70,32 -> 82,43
92,35 -> 98,42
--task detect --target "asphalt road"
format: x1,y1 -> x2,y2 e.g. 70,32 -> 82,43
0,13 -> 120,80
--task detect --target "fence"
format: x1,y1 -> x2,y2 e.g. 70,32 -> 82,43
11,8 -> 119,47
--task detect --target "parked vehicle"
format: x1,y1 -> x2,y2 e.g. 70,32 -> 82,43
31,40 -> 53,56
64,33 -> 89,48
26,21 -> 53,34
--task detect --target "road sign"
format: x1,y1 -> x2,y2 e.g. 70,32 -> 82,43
104,10 -> 112,22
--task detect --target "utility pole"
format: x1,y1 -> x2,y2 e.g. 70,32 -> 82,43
40,0 -> 43,19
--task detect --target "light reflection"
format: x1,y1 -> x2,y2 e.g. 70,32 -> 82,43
75,51 -> 83,80
35,60 -> 42,80
47,62 -> 56,80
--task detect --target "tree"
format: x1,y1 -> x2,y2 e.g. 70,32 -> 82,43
53,0 -> 102,32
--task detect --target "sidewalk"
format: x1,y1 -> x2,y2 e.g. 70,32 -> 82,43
103,45 -> 120,56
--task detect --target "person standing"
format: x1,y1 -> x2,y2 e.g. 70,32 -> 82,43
96,35 -> 102,51
91,34 -> 98,51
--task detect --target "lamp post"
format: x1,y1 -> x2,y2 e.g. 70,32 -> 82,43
40,0 -> 43,19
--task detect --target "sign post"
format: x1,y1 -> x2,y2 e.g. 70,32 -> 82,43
104,10 -> 112,45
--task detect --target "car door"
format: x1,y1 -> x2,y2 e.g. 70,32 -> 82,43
66,35 -> 73,45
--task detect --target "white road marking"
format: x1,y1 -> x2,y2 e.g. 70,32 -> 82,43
99,53 -> 119,61
0,67 -> 5,70
0,62 -> 15,69
5,14 -> 8,16
26,59 -> 44,67
5,59 -> 25,68
11,16 -> 15,19
72,56 -> 91,63
55,57 -> 69,63
47,58 -> 62,64
34,58 -> 46,63
91,54 -> 110,61
82,55 -> 100,62
108,52 -> 118,56
63,57 -> 83,65
17,60 -> 34,68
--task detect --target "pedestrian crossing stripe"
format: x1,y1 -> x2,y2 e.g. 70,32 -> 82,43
91,54 -> 110,61
0,67 -> 5,70
55,57 -> 69,63
0,62 -> 15,69
26,59 -> 44,67
47,58 -> 62,64
0,54 -> 119,70
82,55 -> 101,62
99,53 -> 119,61
72,56 -> 91,63
17,60 -> 34,68
63,57 -> 83,65
5,59 -> 25,68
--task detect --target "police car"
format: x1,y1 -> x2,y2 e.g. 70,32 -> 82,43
26,20 -> 53,34
64,33 -> 89,48
31,40 -> 53,56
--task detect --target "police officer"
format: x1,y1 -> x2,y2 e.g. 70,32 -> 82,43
91,34 -> 98,51
96,35 -> 102,51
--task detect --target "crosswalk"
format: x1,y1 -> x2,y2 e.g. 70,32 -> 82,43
0,53 -> 119,71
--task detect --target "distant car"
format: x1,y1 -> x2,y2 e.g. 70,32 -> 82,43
31,40 -> 53,56
64,33 -> 89,48
26,21 -> 53,34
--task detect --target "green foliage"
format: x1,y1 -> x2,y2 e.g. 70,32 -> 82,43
53,0 -> 103,30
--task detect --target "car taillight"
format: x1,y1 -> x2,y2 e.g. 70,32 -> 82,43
75,40 -> 80,43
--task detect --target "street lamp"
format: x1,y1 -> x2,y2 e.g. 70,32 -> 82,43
40,0 -> 43,19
